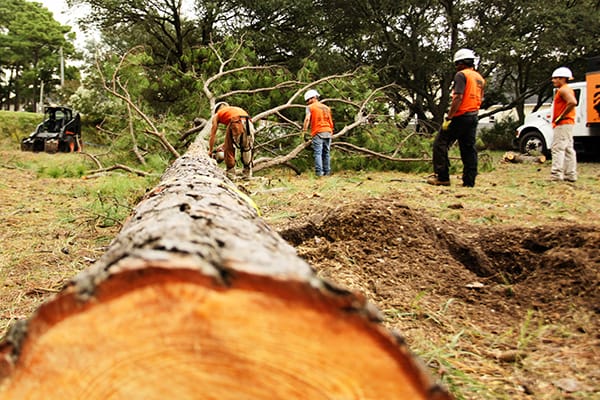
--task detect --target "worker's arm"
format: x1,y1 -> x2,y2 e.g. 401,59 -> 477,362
446,93 -> 463,120
208,115 -> 219,154
302,113 -> 310,132
302,109 -> 311,140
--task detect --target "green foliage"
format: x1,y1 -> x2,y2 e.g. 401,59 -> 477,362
36,163 -> 88,179
479,117 -> 520,151
332,119 -> 432,173
471,0 -> 600,122
86,174 -> 154,227
69,86 -> 120,123
0,0 -> 78,111
43,0 -> 600,176
0,111 -> 42,142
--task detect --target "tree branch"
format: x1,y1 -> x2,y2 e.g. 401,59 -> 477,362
95,47 -> 180,158
332,142 -> 431,162
84,164 -> 157,179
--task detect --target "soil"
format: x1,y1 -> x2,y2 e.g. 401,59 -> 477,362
247,165 -> 600,399
280,198 -> 600,323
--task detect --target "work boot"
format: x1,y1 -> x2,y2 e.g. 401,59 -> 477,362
242,167 -> 252,180
226,167 -> 236,179
426,175 -> 450,186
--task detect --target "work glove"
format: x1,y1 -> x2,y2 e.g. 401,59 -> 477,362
442,120 -> 451,131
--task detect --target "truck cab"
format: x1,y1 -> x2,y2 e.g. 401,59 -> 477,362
516,80 -> 600,157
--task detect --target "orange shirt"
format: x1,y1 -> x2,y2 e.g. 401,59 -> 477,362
552,85 -> 576,127
454,69 -> 485,116
307,101 -> 334,136
216,106 -> 249,125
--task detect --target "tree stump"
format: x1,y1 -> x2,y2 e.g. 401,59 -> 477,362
0,140 -> 452,399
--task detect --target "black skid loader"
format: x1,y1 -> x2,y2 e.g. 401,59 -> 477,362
21,106 -> 82,153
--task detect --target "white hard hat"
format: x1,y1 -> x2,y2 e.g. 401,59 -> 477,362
453,48 -> 476,63
304,89 -> 319,102
214,101 -> 229,113
552,67 -> 574,80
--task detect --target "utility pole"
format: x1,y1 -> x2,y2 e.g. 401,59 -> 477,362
60,46 -> 65,87
39,80 -> 44,113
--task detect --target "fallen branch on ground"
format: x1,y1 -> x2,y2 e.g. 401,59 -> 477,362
83,164 -> 153,178
333,141 -> 432,162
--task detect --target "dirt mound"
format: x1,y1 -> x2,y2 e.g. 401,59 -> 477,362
278,195 -> 600,326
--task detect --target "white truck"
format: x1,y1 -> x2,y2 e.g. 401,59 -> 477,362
516,71 -> 600,157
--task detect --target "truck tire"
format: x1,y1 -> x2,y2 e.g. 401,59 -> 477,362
519,130 -> 548,157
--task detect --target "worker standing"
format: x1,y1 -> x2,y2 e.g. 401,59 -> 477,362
549,67 -> 578,182
428,48 -> 485,187
209,102 -> 254,178
302,89 -> 334,177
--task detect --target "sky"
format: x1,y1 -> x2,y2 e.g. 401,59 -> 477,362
35,0 -> 75,26
30,0 -> 92,50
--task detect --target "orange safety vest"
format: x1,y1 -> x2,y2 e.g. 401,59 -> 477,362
307,101 -> 334,136
552,85 -> 576,127
454,69 -> 485,117
217,106 -> 250,125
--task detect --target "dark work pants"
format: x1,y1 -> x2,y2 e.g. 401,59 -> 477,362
432,114 -> 478,187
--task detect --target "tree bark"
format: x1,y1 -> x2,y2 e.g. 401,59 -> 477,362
0,136 -> 452,400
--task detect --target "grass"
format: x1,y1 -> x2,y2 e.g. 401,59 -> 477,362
249,158 -> 600,229
0,146 -> 157,336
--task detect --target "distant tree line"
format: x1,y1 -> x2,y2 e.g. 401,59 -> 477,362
65,0 -> 600,125
3,0 -> 599,122
0,0 -> 80,112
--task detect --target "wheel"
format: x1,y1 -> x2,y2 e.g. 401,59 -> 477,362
519,130 -> 547,156
21,139 -> 33,152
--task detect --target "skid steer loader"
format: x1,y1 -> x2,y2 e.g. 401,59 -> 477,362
21,106 -> 82,153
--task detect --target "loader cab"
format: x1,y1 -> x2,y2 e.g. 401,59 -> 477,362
41,107 -> 75,133
21,106 -> 82,153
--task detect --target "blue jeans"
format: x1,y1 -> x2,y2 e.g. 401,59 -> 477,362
312,134 -> 331,176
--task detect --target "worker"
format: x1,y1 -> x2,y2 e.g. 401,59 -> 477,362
428,48 -> 485,187
209,102 -> 255,178
302,89 -> 334,177
550,67 -> 578,182
64,130 -> 77,152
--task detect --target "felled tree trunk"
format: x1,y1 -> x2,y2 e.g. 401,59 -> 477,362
502,151 -> 546,164
0,139 -> 452,400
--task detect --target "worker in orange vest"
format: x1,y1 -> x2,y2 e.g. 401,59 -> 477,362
209,102 -> 254,178
302,89 -> 334,177
428,48 -> 485,187
549,67 -> 578,182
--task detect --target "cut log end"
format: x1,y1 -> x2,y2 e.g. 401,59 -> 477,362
0,265 -> 449,400
502,151 -> 546,164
